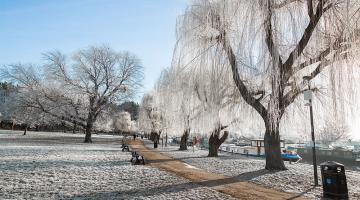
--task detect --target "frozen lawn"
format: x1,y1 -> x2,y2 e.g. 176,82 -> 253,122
0,130 -> 236,200
147,141 -> 360,200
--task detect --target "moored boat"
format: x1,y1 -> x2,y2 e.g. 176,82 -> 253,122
221,139 -> 302,162
281,150 -> 302,162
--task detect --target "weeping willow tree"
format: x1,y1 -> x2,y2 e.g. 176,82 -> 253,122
190,53 -> 243,156
162,67 -> 200,151
154,36 -> 244,154
177,0 -> 360,170
138,92 -> 164,147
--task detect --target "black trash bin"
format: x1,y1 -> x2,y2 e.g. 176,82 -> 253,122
154,142 -> 158,148
320,161 -> 348,199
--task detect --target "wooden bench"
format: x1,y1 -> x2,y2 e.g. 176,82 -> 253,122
130,151 -> 145,165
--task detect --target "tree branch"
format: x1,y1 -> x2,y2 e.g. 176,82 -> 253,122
265,1 -> 283,66
307,0 -> 314,18
272,0 -> 302,9
283,51 -> 350,108
219,131 -> 229,143
282,0 -> 332,77
252,90 -> 266,101
292,31 -> 358,76
221,34 -> 268,119
283,85 -> 318,109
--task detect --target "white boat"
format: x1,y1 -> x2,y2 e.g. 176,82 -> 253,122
237,139 -> 302,161
237,139 -> 268,156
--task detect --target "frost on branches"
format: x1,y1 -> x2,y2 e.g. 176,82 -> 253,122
149,0 -> 360,170
1,45 -> 143,143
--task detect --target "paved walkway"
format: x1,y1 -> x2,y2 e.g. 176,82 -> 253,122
128,139 -> 305,200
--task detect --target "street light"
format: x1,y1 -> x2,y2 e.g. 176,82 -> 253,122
303,76 -> 319,186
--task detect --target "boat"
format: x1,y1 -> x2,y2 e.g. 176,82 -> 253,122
297,144 -> 360,165
281,150 -> 302,162
221,139 -> 302,162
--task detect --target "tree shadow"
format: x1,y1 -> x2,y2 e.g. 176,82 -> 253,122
286,186 -> 317,200
200,169 -> 274,187
232,169 -> 277,181
143,156 -> 207,164
0,159 -> 129,172
61,169 -> 299,199
59,181 -> 198,199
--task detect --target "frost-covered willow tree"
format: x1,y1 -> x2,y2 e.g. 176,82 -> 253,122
191,58 -> 242,157
112,111 -> 136,134
178,0 -> 360,170
2,45 -> 143,143
168,41 -> 244,155
143,63 -> 200,150
162,66 -> 204,151
173,70 -> 198,150
153,52 -> 242,154
138,92 -> 164,146
151,69 -> 174,146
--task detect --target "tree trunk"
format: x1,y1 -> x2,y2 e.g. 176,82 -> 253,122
179,129 -> 189,150
84,123 -> 93,143
208,136 -> 219,157
264,119 -> 287,170
222,27 -> 288,170
165,133 -> 168,147
150,131 -> 160,148
72,121 -> 77,134
208,130 -> 228,157
23,125 -> 27,135
150,131 -> 159,141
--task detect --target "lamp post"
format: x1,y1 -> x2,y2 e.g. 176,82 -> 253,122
303,76 -> 319,186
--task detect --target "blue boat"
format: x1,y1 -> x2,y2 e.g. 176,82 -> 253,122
281,151 -> 302,162
221,139 -> 302,162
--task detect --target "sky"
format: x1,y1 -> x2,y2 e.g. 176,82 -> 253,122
0,0 -> 187,97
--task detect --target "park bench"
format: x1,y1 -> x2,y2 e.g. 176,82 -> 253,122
121,144 -> 130,152
130,151 -> 145,165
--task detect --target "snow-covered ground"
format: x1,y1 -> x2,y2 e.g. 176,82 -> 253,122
147,141 -> 360,199
0,130 -> 237,200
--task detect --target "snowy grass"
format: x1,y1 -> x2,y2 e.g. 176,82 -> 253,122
148,141 -> 360,200
0,130 -> 236,200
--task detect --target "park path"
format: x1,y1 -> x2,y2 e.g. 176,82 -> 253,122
128,139 -> 305,200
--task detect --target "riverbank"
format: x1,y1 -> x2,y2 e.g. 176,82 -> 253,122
145,141 -> 360,199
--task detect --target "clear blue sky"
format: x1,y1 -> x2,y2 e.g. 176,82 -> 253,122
0,0 -> 187,97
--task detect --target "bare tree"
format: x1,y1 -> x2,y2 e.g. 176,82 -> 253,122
177,0 -> 360,170
0,86 -> 54,134
318,120 -> 349,146
2,45 -> 143,143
